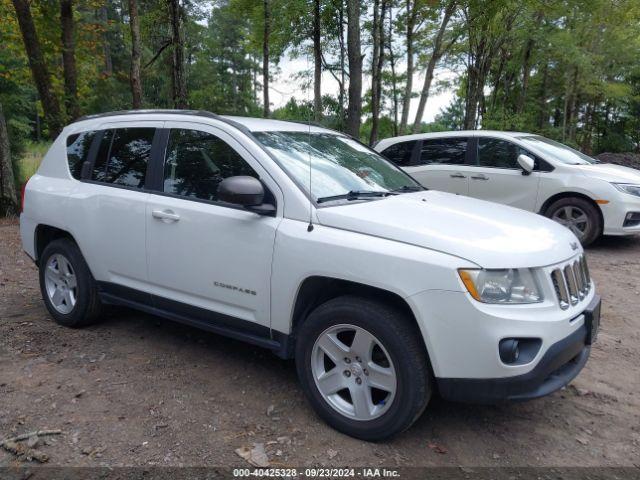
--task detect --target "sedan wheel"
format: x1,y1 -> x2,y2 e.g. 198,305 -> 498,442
551,206 -> 589,240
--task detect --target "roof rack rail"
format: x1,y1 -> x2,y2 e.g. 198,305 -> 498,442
74,109 -> 253,135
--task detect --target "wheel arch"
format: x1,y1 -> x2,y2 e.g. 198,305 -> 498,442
539,192 -> 604,231
34,224 -> 78,265
289,276 -> 434,368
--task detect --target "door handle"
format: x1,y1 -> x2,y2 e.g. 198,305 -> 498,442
450,173 -> 466,179
471,174 -> 489,181
152,209 -> 180,222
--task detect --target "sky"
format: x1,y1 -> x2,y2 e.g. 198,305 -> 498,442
271,56 -> 456,124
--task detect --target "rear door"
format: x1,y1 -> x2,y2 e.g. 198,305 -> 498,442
72,122 -> 162,291
405,137 -> 471,196
466,137 -> 541,210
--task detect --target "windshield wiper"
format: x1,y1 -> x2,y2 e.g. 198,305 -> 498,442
392,185 -> 425,193
317,190 -> 391,204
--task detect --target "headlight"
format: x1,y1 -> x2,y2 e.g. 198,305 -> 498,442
458,268 -> 543,304
612,183 -> 640,198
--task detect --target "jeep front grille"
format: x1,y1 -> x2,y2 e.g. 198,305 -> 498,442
550,255 -> 591,310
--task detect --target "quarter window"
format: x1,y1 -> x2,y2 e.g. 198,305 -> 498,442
91,128 -> 155,188
163,129 -> 258,202
477,138 -> 519,169
66,131 -> 96,179
419,138 -> 469,165
381,141 -> 417,166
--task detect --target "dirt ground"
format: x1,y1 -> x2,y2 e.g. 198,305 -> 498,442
1,218 -> 639,469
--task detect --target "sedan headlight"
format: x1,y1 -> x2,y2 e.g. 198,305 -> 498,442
458,268 -> 543,304
612,183 -> 640,198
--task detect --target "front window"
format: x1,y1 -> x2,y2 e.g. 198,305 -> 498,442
518,136 -> 597,165
253,132 -> 421,203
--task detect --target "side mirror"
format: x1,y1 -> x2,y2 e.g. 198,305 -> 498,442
217,176 -> 275,215
517,154 -> 535,175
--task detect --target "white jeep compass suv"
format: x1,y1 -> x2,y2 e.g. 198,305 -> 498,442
376,131 -> 640,246
20,111 -> 601,440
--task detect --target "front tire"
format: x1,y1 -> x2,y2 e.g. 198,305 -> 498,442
39,238 -> 103,327
544,197 -> 602,246
295,295 -> 432,441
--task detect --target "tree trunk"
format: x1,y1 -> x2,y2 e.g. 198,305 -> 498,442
338,0 -> 346,129
386,7 -> 399,136
170,0 -> 187,109
97,6 -> 113,75
517,38 -> 534,115
313,0 -> 322,121
536,61 -> 549,129
368,0 -> 381,145
412,0 -> 456,133
60,0 -> 80,120
128,0 -> 142,109
262,0 -> 270,117
345,0 -> 362,138
399,0 -> 417,134
11,0 -> 63,138
0,103 -> 18,216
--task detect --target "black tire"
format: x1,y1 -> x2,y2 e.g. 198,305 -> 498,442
295,295 -> 432,441
39,238 -> 103,327
544,196 -> 602,247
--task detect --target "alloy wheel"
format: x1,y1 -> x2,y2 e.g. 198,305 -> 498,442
311,324 -> 397,421
552,205 -> 589,240
44,253 -> 78,314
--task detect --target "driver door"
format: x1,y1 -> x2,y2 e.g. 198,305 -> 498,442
145,122 -> 282,330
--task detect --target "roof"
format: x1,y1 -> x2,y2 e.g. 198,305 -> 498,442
73,109 -> 338,135
375,130 -> 535,150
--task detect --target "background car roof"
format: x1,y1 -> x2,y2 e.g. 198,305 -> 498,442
375,130 -> 534,150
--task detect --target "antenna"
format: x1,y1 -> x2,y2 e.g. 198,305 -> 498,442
306,46 -> 314,232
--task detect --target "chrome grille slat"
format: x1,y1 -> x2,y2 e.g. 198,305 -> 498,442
550,255 -> 590,309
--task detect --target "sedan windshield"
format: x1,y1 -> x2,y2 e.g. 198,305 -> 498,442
253,131 -> 422,203
518,135 -> 597,165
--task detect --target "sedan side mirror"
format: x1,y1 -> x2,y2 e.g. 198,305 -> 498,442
517,154 -> 535,175
217,176 -> 275,215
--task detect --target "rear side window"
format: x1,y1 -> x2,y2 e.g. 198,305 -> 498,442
66,131 -> 96,179
163,129 -> 258,202
380,140 -> 417,166
419,138 -> 469,165
477,138 -> 520,169
91,128 -> 155,188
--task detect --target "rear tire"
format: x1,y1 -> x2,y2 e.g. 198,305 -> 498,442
39,238 -> 103,327
295,295 -> 432,441
544,197 -> 602,247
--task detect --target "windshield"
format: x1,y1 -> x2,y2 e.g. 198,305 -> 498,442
253,131 -> 421,203
518,135 -> 597,165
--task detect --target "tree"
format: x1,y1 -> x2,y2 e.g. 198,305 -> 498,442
345,0 -> 362,137
312,0 -> 322,121
11,0 -> 63,137
412,0 -> 458,132
262,0 -> 270,117
399,0 -> 421,134
60,0 -> 80,120
128,0 -> 142,109
0,102 -> 17,215
170,0 -> 188,108
369,0 -> 388,145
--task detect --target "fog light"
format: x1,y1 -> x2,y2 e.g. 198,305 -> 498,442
624,212 -> 640,227
499,339 -> 520,364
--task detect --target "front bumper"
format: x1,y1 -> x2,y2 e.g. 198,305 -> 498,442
437,324 -> 589,404
435,294 -> 600,404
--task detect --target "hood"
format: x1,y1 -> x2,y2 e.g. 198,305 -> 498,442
316,191 -> 580,269
572,163 -> 640,184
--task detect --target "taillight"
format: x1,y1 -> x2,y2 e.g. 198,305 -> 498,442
21,178 -> 30,213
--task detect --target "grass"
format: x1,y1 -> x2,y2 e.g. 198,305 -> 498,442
17,141 -> 51,184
